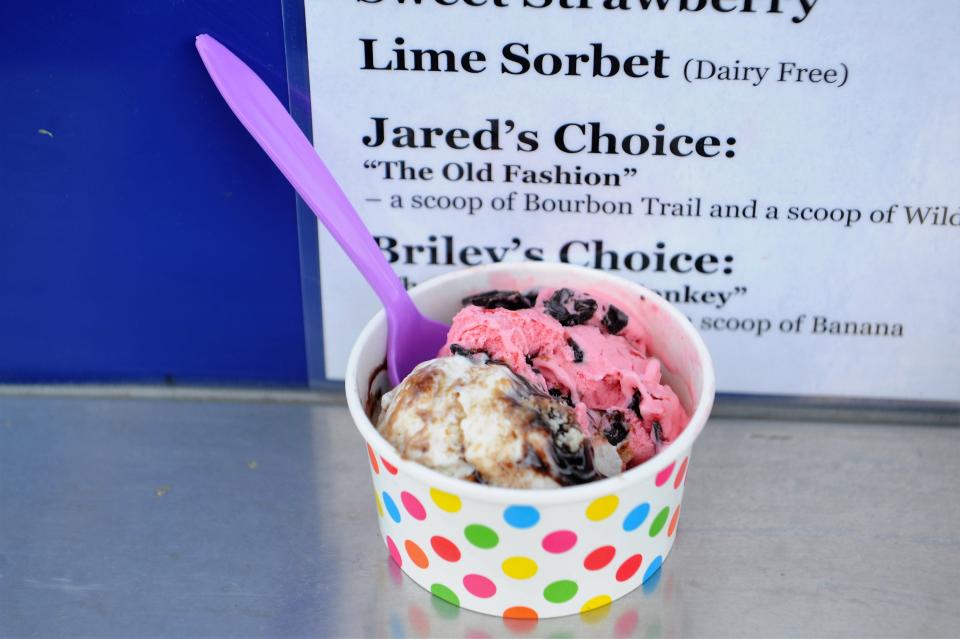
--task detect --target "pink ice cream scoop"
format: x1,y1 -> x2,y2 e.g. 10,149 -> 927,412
441,287 -> 689,470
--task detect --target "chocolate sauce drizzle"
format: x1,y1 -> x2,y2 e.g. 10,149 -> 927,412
510,392 -> 600,486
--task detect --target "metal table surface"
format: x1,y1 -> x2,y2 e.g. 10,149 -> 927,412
1,392 -> 958,638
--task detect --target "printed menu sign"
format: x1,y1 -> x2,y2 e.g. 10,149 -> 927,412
302,1 -> 960,401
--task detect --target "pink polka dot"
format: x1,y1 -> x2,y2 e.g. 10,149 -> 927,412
655,461 -> 676,487
615,609 -> 639,639
387,558 -> 403,584
386,535 -> 402,567
463,574 -> 497,598
541,530 -> 577,554
401,491 -> 426,520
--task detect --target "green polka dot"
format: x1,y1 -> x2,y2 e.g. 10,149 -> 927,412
543,579 -> 579,604
431,595 -> 460,619
430,583 -> 460,607
649,506 -> 670,537
464,524 -> 499,549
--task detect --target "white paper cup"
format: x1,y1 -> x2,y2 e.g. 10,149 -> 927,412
345,262 -> 715,619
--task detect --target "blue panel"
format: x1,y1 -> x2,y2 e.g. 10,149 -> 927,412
0,1 -> 308,385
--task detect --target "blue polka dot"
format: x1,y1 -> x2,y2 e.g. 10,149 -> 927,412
503,505 -> 540,529
388,612 -> 406,639
643,555 -> 663,584
382,491 -> 401,523
623,503 -> 650,531
643,563 -> 662,594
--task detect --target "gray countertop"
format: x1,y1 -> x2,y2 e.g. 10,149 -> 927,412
1,392 -> 958,638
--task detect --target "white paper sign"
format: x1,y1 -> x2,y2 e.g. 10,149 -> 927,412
302,0 -> 960,402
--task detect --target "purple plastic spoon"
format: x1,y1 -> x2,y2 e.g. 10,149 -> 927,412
195,34 -> 448,386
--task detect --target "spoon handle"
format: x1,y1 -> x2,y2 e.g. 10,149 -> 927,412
195,34 -> 411,311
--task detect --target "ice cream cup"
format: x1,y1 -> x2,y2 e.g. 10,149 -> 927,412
345,262 -> 715,619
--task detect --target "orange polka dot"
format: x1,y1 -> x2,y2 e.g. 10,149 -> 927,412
405,539 -> 429,569
503,606 -> 538,620
674,457 -> 689,489
503,617 -> 538,635
367,444 -> 380,474
407,604 -> 430,636
668,505 -> 681,537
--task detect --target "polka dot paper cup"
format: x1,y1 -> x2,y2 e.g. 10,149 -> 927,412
345,262 -> 715,619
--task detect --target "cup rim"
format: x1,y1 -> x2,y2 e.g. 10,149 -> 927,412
345,262 -> 716,505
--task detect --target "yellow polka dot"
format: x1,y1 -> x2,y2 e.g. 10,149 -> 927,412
586,495 -> 619,521
374,492 -> 384,517
502,556 -> 538,580
580,595 -> 613,619
429,487 -> 462,513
